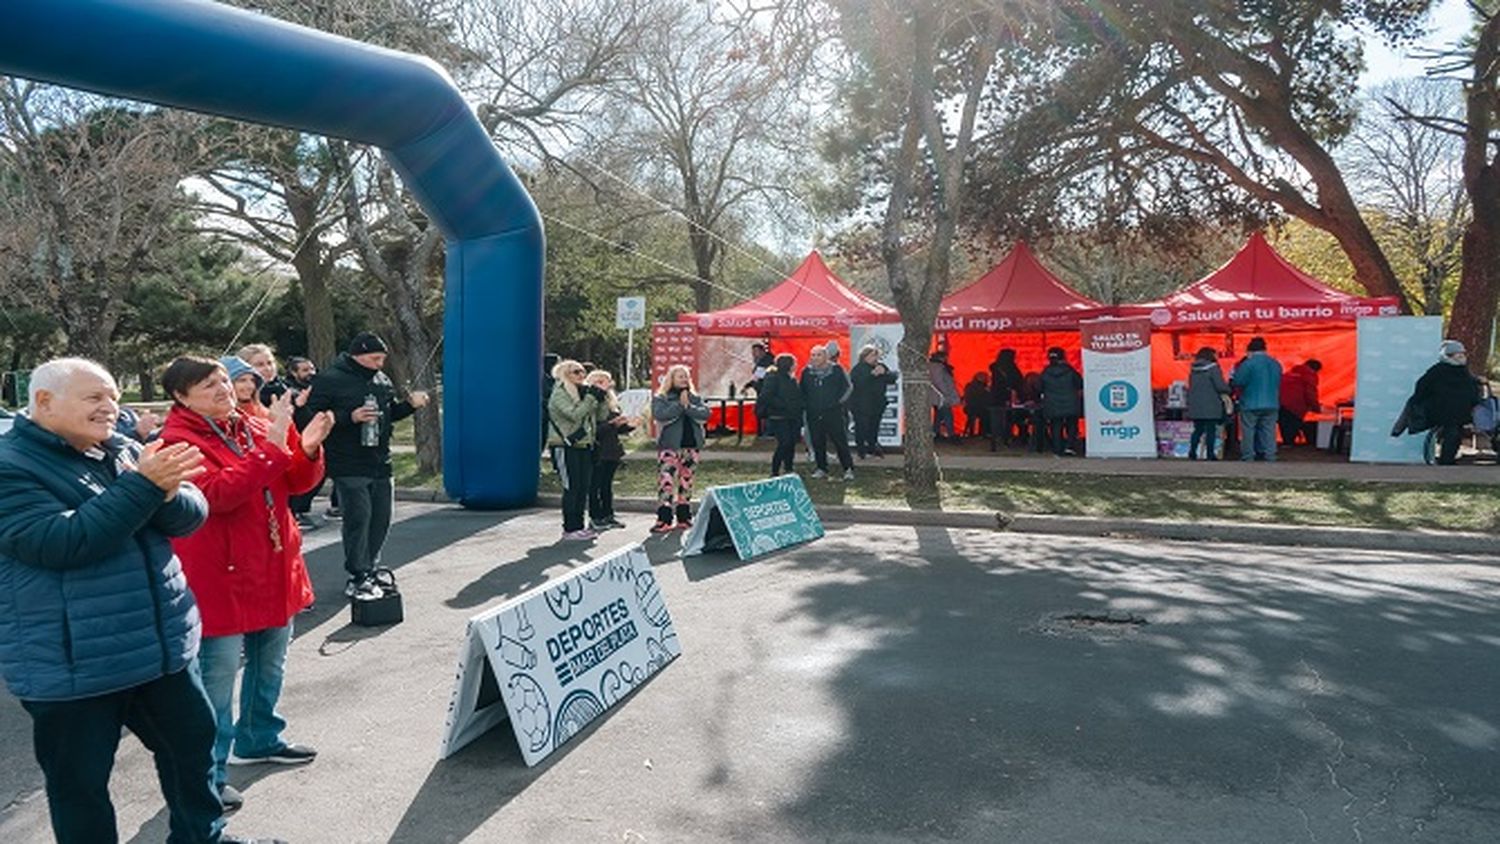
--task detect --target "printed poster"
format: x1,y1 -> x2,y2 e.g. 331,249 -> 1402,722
1081,317 -> 1157,458
681,475 -> 825,560
1351,316 -> 1442,463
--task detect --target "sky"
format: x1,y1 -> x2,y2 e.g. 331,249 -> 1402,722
1359,0 -> 1476,87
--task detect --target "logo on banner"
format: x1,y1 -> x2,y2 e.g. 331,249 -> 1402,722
1099,380 -> 1139,413
1149,308 -> 1173,327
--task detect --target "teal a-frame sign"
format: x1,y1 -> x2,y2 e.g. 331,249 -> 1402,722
681,475 -> 824,560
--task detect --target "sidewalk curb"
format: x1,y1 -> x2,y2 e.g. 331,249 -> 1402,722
406,488 -> 1493,557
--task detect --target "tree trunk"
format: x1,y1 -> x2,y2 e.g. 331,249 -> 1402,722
286,188 -> 337,366
688,225 -> 715,313
138,369 -> 156,402
1448,216 -> 1499,374
896,329 -> 940,507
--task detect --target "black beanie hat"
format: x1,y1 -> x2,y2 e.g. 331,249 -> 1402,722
348,332 -> 388,355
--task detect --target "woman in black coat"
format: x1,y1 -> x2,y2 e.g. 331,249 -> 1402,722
849,345 -> 898,458
756,354 -> 805,476
1414,340 -> 1482,465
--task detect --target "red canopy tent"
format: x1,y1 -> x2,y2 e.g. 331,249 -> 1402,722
934,242 -> 1110,429
678,251 -> 900,430
1117,232 -> 1401,404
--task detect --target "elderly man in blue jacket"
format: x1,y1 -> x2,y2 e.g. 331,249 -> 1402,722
1230,336 -> 1285,462
0,358 -> 281,844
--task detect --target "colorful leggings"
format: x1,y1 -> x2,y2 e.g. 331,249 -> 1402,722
657,448 -> 699,507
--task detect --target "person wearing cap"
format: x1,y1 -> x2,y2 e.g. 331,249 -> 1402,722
1414,340 -> 1482,465
157,356 -> 335,810
1038,347 -> 1083,456
304,333 -> 430,597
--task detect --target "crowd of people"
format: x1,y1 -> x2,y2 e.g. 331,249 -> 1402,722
0,331 -> 428,844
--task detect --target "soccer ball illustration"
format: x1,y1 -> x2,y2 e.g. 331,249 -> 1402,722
507,674 -> 551,753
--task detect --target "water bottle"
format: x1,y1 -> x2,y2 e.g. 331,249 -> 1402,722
360,394 -> 380,447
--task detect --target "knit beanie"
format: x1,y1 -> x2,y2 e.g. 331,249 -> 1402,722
348,332 -> 388,355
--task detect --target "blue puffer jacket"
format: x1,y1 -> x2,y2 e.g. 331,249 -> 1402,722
0,416 -> 208,702
1230,352 -> 1284,412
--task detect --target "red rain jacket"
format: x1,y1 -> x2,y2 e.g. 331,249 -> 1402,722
160,404 -> 322,637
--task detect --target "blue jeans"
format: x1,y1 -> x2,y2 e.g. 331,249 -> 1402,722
197,623 -> 292,788
1240,408 -> 1278,461
20,668 -> 224,843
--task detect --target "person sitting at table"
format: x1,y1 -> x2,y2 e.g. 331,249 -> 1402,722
988,348 -> 1023,447
962,372 -> 990,438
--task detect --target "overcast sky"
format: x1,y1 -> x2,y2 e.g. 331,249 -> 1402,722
1360,0 -> 1474,87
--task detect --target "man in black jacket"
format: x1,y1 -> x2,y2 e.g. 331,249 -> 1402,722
305,333 -> 429,597
1414,340 -> 1482,465
800,345 -> 855,480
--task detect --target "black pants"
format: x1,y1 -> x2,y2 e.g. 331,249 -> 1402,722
554,446 -> 595,531
589,460 -> 619,522
1278,410 -> 1307,445
333,475 -> 394,577
1046,415 -> 1077,455
21,668 -> 223,844
808,410 -> 853,472
770,417 -> 801,475
1189,419 -> 1221,460
852,408 -> 883,457
289,472 -> 325,516
1434,423 -> 1463,464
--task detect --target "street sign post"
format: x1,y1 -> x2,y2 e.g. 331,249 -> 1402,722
616,297 -> 646,389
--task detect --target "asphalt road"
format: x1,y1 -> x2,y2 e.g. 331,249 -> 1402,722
1,504 -> 1497,843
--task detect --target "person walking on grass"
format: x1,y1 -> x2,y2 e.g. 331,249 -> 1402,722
159,356 -> 335,812
757,353 -> 805,476
585,369 -> 634,532
547,359 -> 609,541
1230,336 -> 1283,462
651,364 -> 710,532
1186,347 -> 1231,460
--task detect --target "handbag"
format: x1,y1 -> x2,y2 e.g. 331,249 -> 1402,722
350,568 -> 403,627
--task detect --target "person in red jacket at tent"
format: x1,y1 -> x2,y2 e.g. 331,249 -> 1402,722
1278,359 -> 1322,446
158,355 -> 334,813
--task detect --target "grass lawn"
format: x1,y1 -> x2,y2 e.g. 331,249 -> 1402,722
391,451 -> 1499,534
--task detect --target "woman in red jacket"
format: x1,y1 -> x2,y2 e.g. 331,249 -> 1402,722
158,355 -> 334,810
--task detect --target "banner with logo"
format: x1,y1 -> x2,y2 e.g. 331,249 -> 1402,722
681,475 -> 824,560
650,322 -> 698,393
849,323 -> 905,447
1351,316 -> 1443,463
438,544 -> 680,765
1080,317 -> 1157,458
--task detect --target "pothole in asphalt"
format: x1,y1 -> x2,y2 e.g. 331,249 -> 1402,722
1031,610 -> 1151,640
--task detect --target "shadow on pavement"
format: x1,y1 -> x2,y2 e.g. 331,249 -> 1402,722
771,527 -> 1500,841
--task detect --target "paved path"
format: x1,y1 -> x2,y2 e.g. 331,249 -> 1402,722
3,507 -> 1497,843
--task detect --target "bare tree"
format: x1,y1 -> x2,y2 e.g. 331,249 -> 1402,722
0,81 -> 195,364
1345,78 -> 1469,316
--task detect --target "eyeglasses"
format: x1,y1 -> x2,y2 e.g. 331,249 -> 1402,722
570,368 -> 586,375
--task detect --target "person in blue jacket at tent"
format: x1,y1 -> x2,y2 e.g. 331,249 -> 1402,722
0,357 -> 285,844
1230,336 -> 1284,461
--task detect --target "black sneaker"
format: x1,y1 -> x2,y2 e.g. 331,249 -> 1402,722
219,783 -> 244,814
324,506 -> 342,520
228,742 -> 317,766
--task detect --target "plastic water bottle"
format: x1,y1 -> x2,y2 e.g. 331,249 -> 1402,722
360,394 -> 380,447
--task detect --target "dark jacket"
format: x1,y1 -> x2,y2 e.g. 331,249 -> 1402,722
802,364 -> 851,416
0,416 -> 208,702
653,389 -> 710,450
849,360 -> 897,417
962,380 -> 990,411
594,410 -> 634,463
258,376 -> 291,408
1414,362 -> 1482,426
1039,361 -> 1083,419
1230,352 -> 1282,411
1187,360 -> 1231,420
989,359 -> 1024,406
756,368 -> 805,420
304,352 -> 416,478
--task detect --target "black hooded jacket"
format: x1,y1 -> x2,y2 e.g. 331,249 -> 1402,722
305,352 -> 416,477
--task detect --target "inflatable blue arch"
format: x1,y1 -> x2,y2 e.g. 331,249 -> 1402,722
0,0 -> 544,508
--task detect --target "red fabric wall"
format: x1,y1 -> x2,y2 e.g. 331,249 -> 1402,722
938,331 -> 1084,431
1148,325 -> 1358,406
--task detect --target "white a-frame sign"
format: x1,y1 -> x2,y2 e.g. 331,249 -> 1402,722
439,544 -> 681,765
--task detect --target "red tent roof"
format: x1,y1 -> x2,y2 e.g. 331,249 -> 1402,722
936,241 -> 1109,332
1121,232 -> 1401,329
684,251 -> 899,336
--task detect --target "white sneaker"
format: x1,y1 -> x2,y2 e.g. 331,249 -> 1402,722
811,469 -> 828,479
842,470 -> 855,481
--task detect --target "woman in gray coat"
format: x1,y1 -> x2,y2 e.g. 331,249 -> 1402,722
1186,347 -> 1231,460
650,364 -> 711,532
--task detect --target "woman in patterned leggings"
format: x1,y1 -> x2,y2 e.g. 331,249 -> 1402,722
650,364 -> 711,532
